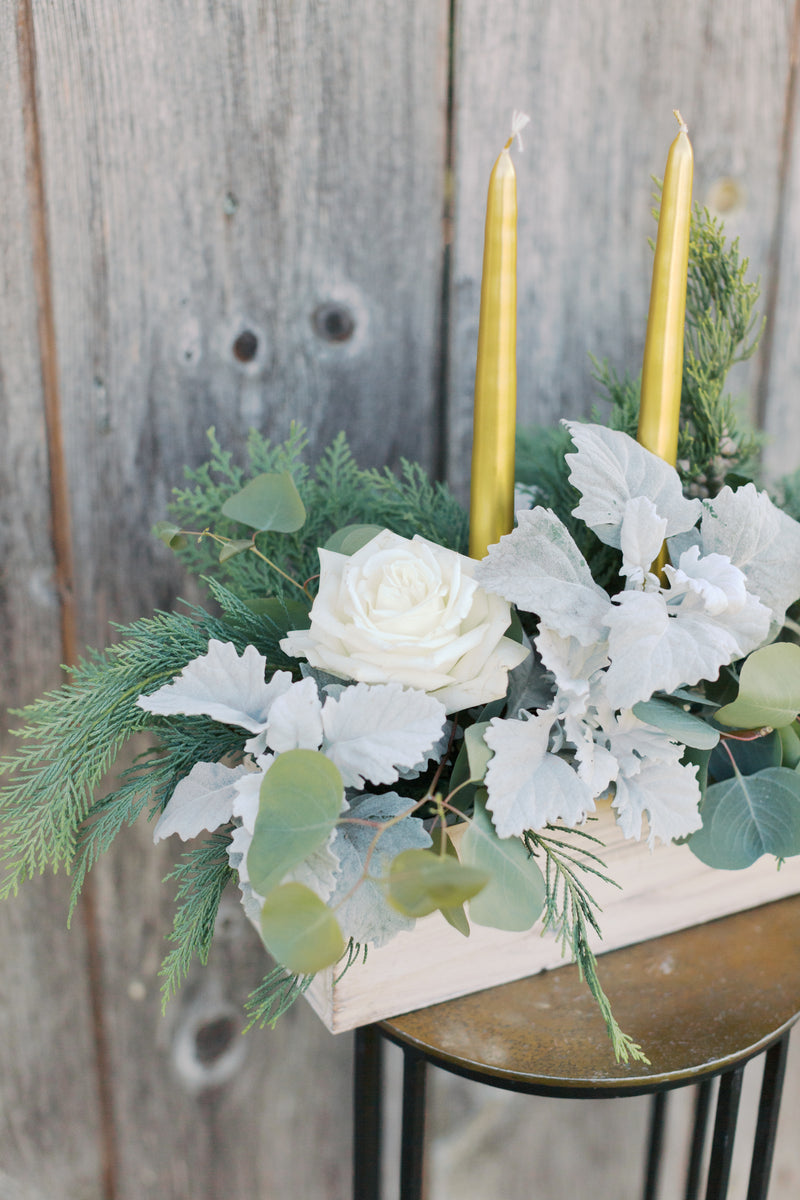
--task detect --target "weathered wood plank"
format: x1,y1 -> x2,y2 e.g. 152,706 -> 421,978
447,0 -> 796,496
17,1 -> 450,1196
759,4 -> 800,480
0,4 -> 103,1196
31,0 -> 451,641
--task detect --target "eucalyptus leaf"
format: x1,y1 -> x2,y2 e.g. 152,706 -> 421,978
386,848 -> 489,918
633,698 -> 720,749
152,520 -> 187,550
323,524 -> 384,555
461,797 -> 545,931
780,722 -> 800,769
259,882 -> 345,973
688,765 -> 800,868
714,643 -> 800,730
464,722 -> 492,783
221,471 -> 306,533
445,740 -> 477,815
247,750 -> 343,897
430,825 -> 470,936
219,539 -> 253,562
708,729 -> 781,784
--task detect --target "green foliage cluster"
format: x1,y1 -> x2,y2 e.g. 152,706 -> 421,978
517,205 -> 764,592
167,425 -> 468,605
0,584 -> 304,1012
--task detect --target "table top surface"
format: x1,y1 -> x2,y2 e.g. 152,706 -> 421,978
379,895 -> 800,1096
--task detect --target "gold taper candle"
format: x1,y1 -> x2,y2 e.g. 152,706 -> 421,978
637,110 -> 694,467
469,113 -> 529,560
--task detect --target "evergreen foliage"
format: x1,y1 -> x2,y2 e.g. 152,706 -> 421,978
167,426 -> 468,605
525,825 -> 649,1064
159,831 -> 236,1005
518,204 -> 764,593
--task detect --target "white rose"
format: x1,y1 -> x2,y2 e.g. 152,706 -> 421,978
280,530 -> 529,714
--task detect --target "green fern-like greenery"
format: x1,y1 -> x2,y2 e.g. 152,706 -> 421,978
159,832 -> 236,1005
525,825 -> 649,1065
167,425 -> 468,604
518,204 -> 763,592
0,591 -> 299,1018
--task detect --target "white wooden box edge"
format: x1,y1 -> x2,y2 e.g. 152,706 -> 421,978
304,805 -> 800,1033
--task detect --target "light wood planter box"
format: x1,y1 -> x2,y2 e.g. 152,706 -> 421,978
305,804 -> 800,1033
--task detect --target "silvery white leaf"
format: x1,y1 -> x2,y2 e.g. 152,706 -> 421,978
281,834 -> 341,903
697,484 -> 800,625
484,713 -> 595,838
562,710 -> 619,794
320,682 -> 446,789
397,721 -> 453,780
153,760 -> 249,842
535,626 -> 609,702
664,545 -> 748,615
619,496 -> 668,584
265,676 -> 324,753
226,824 -> 265,926
564,422 -> 702,549
613,757 -> 702,846
477,507 -> 611,646
327,792 -> 431,947
137,639 -> 292,733
230,756 -> 273,833
603,584 -> 771,710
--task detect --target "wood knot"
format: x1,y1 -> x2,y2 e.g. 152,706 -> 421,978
171,990 -> 247,1094
232,329 -> 259,362
312,301 -> 356,343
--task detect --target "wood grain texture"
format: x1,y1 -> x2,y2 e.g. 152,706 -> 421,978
4,2 -> 450,1197
759,0 -> 800,480
29,0 -> 450,642
447,0 -> 796,495
0,5 -> 103,1197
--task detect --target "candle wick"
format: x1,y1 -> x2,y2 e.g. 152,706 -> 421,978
508,109 -> 531,152
673,109 -> 688,134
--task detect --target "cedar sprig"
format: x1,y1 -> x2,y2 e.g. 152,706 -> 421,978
525,826 -> 650,1065
165,427 -> 468,605
159,832 -> 236,1007
0,603 -> 259,899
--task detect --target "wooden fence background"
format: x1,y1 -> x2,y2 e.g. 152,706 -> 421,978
1,2 -> 799,1197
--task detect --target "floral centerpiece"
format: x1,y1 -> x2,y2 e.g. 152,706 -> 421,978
3,119 -> 800,1065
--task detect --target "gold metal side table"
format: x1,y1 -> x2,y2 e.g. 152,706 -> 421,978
353,894 -> 800,1199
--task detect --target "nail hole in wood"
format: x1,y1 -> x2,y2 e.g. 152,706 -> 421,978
194,1015 -> 237,1066
312,302 -> 356,343
232,329 -> 259,362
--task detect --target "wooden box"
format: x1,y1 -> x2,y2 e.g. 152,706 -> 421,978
305,804 -> 800,1033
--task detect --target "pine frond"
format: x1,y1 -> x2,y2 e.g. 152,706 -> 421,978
525,826 -> 650,1065
159,832 -> 235,1007
164,427 -> 468,605
243,966 -> 313,1029
0,604 -> 254,899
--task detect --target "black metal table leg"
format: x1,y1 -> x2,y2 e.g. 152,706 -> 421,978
685,1079 -> 713,1200
399,1049 -> 428,1200
643,1089 -> 668,1200
705,1066 -> 744,1200
746,1032 -> 791,1200
353,1025 -> 384,1200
